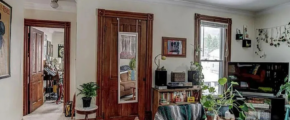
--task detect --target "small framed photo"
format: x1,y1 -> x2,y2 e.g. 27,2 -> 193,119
243,25 -> 249,39
162,37 -> 186,57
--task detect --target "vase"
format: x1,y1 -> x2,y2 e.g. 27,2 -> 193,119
218,105 -> 229,118
82,97 -> 92,108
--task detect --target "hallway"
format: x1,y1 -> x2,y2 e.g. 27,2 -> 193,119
23,101 -> 70,120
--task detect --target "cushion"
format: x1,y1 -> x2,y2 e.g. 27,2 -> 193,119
120,65 -> 131,72
120,73 -> 128,82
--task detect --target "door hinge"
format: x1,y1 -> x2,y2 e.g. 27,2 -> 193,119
143,78 -> 146,81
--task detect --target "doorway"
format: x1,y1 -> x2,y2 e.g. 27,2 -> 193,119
23,19 -> 71,118
97,9 -> 153,120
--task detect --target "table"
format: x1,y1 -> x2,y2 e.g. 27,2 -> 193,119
75,106 -> 98,120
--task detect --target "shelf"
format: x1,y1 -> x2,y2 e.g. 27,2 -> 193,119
159,102 -> 197,106
153,88 -> 201,92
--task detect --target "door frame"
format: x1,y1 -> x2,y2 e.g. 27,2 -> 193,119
23,19 -> 71,115
97,9 -> 153,119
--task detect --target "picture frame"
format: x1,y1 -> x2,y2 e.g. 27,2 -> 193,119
243,25 -> 249,39
0,1 -> 12,79
58,44 -> 64,58
162,37 -> 186,57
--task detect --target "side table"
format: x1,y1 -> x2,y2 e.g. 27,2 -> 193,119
75,106 -> 98,120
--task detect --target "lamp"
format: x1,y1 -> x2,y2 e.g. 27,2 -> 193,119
50,0 -> 59,9
154,54 -> 166,71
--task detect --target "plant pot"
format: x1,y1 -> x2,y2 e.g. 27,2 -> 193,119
82,97 -> 92,108
218,105 -> 229,118
206,111 -> 215,120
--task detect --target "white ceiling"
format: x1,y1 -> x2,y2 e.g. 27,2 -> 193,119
33,27 -> 64,34
183,0 -> 290,12
24,0 -> 290,15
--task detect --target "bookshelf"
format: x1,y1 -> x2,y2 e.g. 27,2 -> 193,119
152,88 -> 201,118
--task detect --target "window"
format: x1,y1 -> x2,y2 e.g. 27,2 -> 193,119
194,14 -> 232,95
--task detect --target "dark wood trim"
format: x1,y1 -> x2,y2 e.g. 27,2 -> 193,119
194,14 -> 232,63
23,19 -> 71,116
194,14 -> 232,78
97,9 -> 153,120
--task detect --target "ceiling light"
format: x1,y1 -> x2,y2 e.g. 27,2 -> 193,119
51,0 -> 59,9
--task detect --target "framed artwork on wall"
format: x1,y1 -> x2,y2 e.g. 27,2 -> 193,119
243,25 -> 249,39
0,1 -> 12,79
58,44 -> 64,58
162,37 -> 186,57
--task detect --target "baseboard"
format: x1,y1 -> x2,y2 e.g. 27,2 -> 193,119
76,118 -> 97,120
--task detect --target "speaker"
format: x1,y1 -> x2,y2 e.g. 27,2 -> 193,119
188,71 -> 198,85
271,98 -> 285,120
155,71 -> 167,86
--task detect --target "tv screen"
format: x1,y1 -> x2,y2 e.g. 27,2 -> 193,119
228,62 -> 289,95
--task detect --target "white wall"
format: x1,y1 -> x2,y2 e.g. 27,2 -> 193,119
0,0 -> 24,119
254,4 -> 290,62
52,32 -> 64,59
76,0 -> 255,84
25,9 -> 76,100
76,0 -> 255,118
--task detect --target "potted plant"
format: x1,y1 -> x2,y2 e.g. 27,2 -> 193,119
77,82 -> 99,108
201,77 -> 255,120
277,75 -> 290,104
193,62 -> 204,86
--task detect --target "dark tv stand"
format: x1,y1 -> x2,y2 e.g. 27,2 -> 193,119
233,93 -> 285,120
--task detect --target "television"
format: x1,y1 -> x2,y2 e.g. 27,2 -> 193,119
228,62 -> 289,95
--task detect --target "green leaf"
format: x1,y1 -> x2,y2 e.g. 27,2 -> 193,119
231,81 -> 239,85
218,77 -> 227,85
202,85 -> 209,90
229,105 -> 233,109
239,112 -> 246,120
208,87 -> 216,93
248,103 -> 255,111
285,75 -> 289,82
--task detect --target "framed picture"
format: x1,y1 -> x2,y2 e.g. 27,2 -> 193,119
58,44 -> 64,58
0,1 -> 12,79
243,25 -> 249,39
162,37 -> 186,57
119,32 -> 138,59
43,35 -> 48,59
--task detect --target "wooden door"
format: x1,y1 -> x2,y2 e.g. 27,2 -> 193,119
29,28 -> 44,113
100,18 -> 147,120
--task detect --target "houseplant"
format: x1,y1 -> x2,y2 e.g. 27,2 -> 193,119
277,75 -> 290,103
193,62 -> 204,85
201,77 -> 255,120
77,82 -> 99,107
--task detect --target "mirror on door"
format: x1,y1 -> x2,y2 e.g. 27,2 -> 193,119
118,32 -> 138,103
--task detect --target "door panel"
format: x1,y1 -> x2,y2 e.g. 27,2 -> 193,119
29,28 -> 44,113
101,17 -> 147,120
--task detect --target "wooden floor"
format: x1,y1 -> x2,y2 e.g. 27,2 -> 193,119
23,101 -> 71,120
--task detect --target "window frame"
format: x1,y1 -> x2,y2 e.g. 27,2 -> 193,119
194,14 -> 232,93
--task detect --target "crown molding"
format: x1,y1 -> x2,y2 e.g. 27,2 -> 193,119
24,1 -> 76,13
131,0 -> 255,16
255,2 -> 290,16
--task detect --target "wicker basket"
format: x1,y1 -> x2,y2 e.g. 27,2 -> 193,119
171,72 -> 185,82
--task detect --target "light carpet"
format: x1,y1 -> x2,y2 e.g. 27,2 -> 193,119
23,101 -> 72,120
